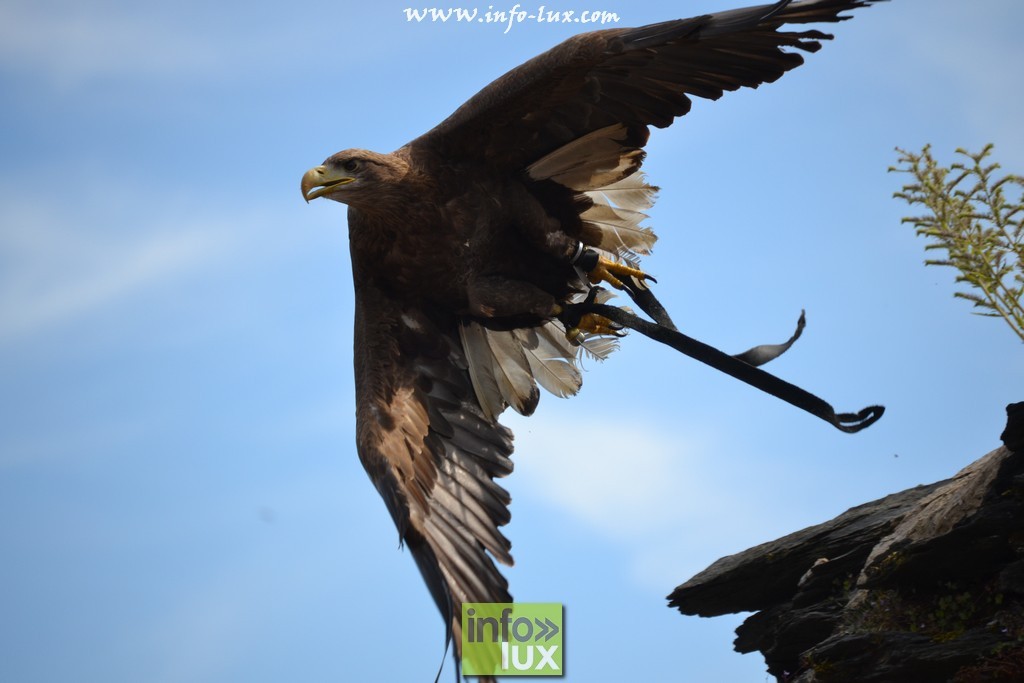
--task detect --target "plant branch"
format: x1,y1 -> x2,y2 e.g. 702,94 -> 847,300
890,145 -> 1024,343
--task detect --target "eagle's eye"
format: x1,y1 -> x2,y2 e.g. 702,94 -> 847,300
343,159 -> 359,173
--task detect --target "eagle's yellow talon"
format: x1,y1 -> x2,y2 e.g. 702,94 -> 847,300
588,256 -> 651,290
564,312 -> 623,344
580,313 -> 621,336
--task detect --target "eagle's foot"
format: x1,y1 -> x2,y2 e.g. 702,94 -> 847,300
588,257 -> 653,289
556,288 -> 625,346
572,246 -> 655,290
565,313 -> 625,345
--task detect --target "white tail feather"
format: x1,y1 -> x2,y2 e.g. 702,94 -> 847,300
485,327 -> 540,416
513,323 -> 583,399
526,124 -> 641,190
461,316 -> 606,418
585,173 -> 658,212
580,335 -> 620,362
580,203 -> 657,256
581,203 -> 647,229
459,321 -> 506,420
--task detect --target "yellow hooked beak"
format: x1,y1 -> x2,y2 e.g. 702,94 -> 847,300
301,165 -> 355,202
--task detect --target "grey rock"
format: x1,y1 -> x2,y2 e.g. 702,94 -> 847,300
668,404 -> 1024,682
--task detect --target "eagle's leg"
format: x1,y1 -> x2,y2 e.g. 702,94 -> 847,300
571,246 -> 655,290
467,275 -> 561,319
507,185 -> 654,290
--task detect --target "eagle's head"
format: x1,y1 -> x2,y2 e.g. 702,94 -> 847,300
301,149 -> 409,208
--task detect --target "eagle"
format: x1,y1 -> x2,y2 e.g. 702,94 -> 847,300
300,0 -> 883,678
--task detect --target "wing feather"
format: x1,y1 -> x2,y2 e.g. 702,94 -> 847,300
354,283 -> 513,682
413,0 -> 883,170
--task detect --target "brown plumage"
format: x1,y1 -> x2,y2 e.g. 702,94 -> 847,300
300,0 -> 882,678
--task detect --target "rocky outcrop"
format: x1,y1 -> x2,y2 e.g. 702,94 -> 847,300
669,403 -> 1024,683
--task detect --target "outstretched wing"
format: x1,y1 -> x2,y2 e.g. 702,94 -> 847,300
347,1 -> 885,677
353,279 -> 514,678
413,0 -> 882,170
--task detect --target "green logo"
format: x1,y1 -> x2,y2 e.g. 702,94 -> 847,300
462,602 -> 563,676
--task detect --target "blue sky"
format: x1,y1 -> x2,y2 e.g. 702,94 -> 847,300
1,0 -> 1022,681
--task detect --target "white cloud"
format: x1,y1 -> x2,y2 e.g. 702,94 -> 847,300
138,567 -> 268,683
503,406 -> 808,591
0,2 -> 221,88
507,411 -> 712,537
0,201 -> 227,343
